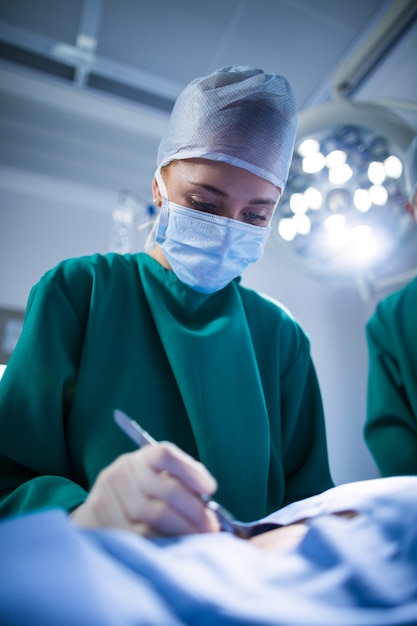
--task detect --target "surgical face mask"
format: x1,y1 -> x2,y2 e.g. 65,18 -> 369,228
155,199 -> 271,294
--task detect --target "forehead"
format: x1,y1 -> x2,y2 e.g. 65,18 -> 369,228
164,158 -> 281,198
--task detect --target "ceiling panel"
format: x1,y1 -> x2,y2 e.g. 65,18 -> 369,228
290,0 -> 385,30
0,0 -> 416,209
0,0 -> 83,43
98,0 -> 241,85
96,0 -> 389,107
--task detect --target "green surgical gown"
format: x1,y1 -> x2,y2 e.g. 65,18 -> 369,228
365,276 -> 417,476
0,253 -> 333,522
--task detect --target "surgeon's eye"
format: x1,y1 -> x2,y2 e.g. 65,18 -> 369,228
243,211 -> 268,225
188,197 -> 218,212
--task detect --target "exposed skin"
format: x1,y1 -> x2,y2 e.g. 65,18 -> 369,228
72,158 -> 280,539
149,158 -> 281,269
250,510 -> 358,552
250,522 -> 309,551
405,190 -> 417,222
72,442 -> 220,537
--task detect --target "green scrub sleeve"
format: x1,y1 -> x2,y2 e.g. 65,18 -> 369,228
280,344 -> 333,505
0,277 -> 89,516
240,286 -> 333,510
365,311 -> 417,475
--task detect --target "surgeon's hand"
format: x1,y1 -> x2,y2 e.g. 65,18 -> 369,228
71,442 -> 220,537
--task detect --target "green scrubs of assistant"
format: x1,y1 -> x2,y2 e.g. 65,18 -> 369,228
0,253 -> 333,522
365,276 -> 417,476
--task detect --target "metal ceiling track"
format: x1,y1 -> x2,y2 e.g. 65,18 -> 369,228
0,0 -> 178,113
331,0 -> 417,99
0,0 -> 416,115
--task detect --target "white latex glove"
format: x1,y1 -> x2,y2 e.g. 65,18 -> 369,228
71,442 -> 220,537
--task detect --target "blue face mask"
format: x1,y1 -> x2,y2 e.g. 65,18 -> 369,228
155,199 -> 271,294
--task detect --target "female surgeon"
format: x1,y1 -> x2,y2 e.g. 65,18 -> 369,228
0,66 -> 333,537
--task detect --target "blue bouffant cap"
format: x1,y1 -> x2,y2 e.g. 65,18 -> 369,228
156,65 -> 298,191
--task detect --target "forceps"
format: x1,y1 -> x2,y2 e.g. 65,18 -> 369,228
113,409 -> 279,539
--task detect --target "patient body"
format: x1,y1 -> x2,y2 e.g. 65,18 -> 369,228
250,509 -> 358,551
1,476 -> 416,626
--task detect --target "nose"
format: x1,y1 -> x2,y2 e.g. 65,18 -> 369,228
220,204 -> 242,221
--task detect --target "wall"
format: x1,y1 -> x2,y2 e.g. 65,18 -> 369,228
0,189 -> 111,309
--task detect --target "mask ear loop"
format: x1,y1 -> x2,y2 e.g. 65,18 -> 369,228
145,168 -> 170,250
154,168 -> 168,200
144,217 -> 160,252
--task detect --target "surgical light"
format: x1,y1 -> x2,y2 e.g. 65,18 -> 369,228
369,184 -> 388,206
289,193 -> 308,214
278,217 -> 296,241
293,213 -> 311,235
384,155 -> 403,178
354,189 -> 372,213
328,163 -> 353,184
298,138 -> 320,157
351,225 -> 376,258
326,150 -> 347,168
304,187 -> 323,209
272,100 -> 415,279
302,152 -> 326,174
368,161 -> 386,184
325,214 -> 350,248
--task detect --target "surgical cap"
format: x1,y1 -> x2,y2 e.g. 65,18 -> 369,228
405,134 -> 417,202
156,65 -> 297,191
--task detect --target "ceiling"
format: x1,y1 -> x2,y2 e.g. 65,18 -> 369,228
0,0 -> 416,212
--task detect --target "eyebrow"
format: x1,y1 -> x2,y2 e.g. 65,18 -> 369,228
187,181 -> 278,205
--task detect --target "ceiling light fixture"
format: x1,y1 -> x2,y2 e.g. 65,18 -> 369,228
271,98 -> 415,281
271,0 -> 417,282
